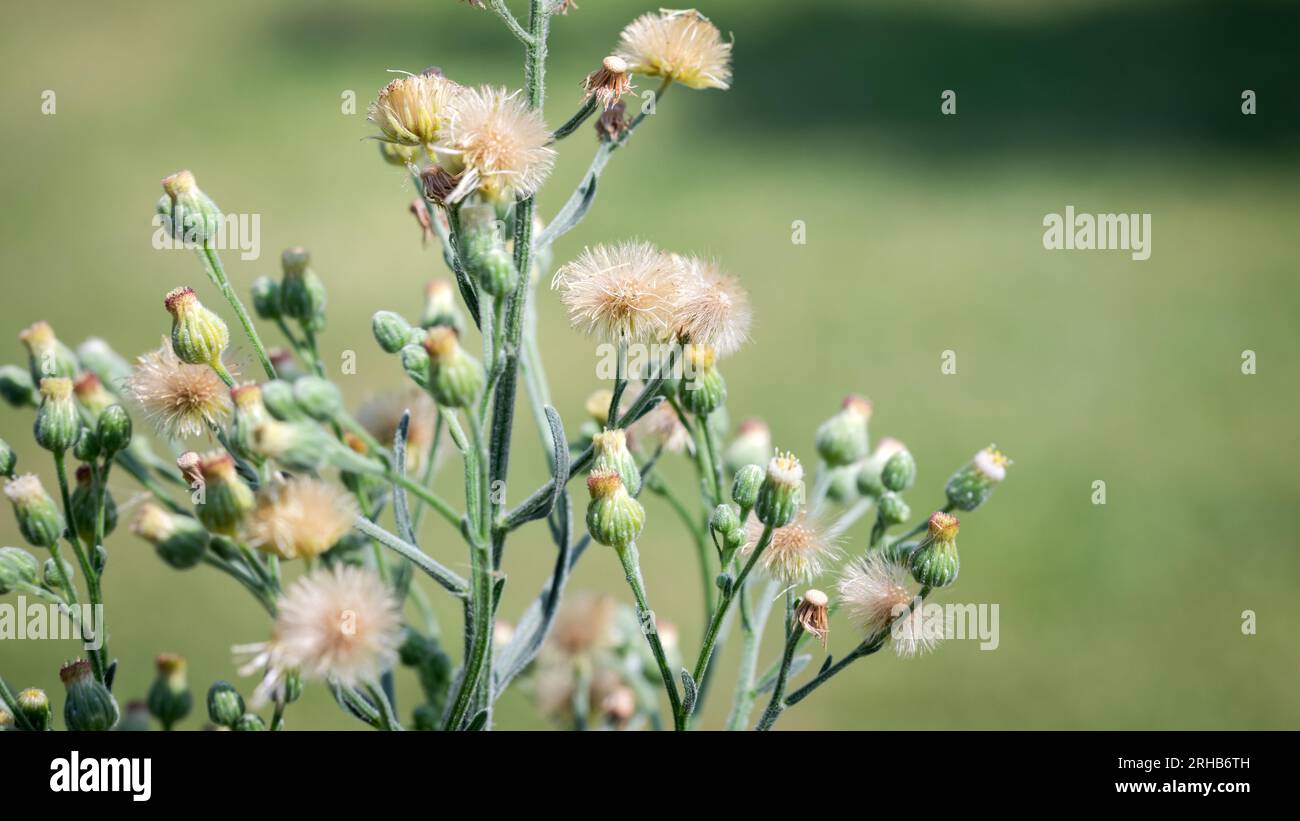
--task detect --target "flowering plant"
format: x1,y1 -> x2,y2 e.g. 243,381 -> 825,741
0,3 -> 1010,732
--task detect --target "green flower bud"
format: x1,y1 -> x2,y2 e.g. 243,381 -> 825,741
116,700 -> 153,732
292,376 -> 343,422
233,712 -> 266,731
412,704 -> 439,731
423,327 -> 483,408
731,463 -> 764,511
131,502 -> 209,569
73,427 -> 101,464
229,384 -> 269,463
0,438 -> 16,478
34,378 -> 81,454
723,526 -> 746,553
72,372 -> 113,420
882,449 -> 916,493
475,246 -> 519,298
421,279 -> 466,335
679,345 -> 726,416
0,708 -> 11,730
910,511 -> 960,588
945,446 -> 1011,512
815,395 -> 872,467
60,659 -> 119,731
754,452 -> 804,529
164,287 -> 230,370
723,418 -> 771,476
18,321 -> 78,384
399,343 -> 431,390
258,379 -> 304,421
591,428 -> 641,495
855,437 -> 907,499
0,546 -> 40,594
372,311 -> 415,354
379,141 -> 419,167
881,537 -> 919,566
187,451 -> 254,536
250,418 -> 331,473
585,470 -> 646,551
877,490 -> 910,526
826,463 -> 862,504
96,405 -> 132,457
708,503 -> 741,536
0,364 -> 36,408
16,687 -> 52,731
250,276 -> 282,321
206,681 -> 244,727
43,556 -> 73,589
75,338 -> 134,393
4,474 -> 64,549
147,654 -> 192,730
70,466 -> 117,544
279,247 -> 327,331
160,170 -> 223,244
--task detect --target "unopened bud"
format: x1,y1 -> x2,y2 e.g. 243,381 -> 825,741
585,469 -> 645,551
815,395 -> 872,467
372,310 -> 416,354
60,659 -> 119,731
165,287 -> 230,370
147,654 -> 193,730
910,511 -> 960,588
4,474 -> 64,549
34,377 -> 81,454
0,546 -> 40,595
591,428 -> 640,495
206,681 -> 245,728
250,276 -> 282,320
423,327 -> 483,408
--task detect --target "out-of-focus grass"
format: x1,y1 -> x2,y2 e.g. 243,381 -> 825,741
1,0 -> 1296,729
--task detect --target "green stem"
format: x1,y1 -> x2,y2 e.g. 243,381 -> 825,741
53,454 -> 105,681
551,96 -> 599,141
616,542 -> 684,730
387,470 -> 460,530
699,411 -> 725,506
352,515 -> 468,596
488,0 -> 534,45
755,593 -> 802,731
365,682 -> 404,731
199,242 -> 276,380
687,524 -> 774,721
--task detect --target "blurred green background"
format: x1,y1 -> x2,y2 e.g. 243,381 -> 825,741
2,0 -> 1297,730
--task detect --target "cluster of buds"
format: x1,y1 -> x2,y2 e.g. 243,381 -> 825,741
251,247 -> 328,332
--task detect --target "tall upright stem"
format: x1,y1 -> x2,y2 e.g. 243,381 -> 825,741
617,542 -> 684,730
686,524 -> 774,723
